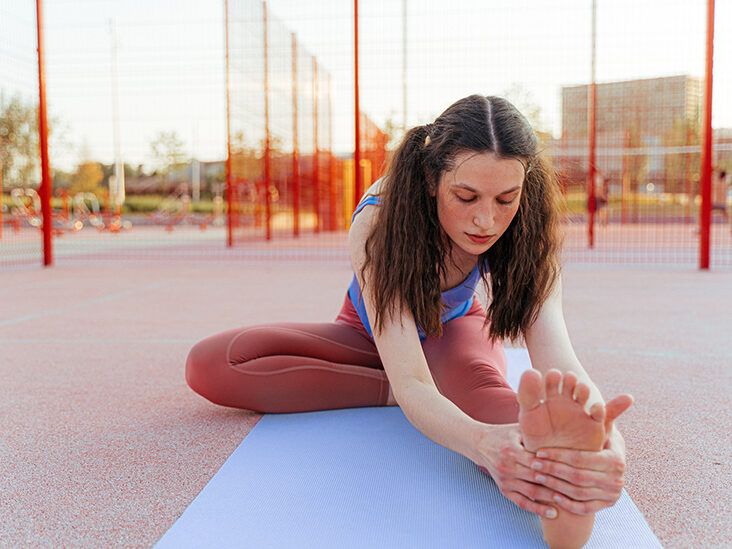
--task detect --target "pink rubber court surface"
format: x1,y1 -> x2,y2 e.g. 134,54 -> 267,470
1,260 -> 730,547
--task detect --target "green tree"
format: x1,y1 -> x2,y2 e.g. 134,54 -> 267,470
69,161 -> 104,195
52,168 -> 74,190
149,131 -> 187,180
0,93 -> 71,189
230,130 -> 261,182
0,94 -> 39,188
382,112 -> 403,150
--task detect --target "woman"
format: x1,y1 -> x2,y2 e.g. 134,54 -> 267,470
186,95 -> 634,548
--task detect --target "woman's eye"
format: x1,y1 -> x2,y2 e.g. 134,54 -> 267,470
457,196 -> 476,203
497,199 -> 514,205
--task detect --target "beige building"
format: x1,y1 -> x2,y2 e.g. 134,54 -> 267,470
557,75 -> 703,192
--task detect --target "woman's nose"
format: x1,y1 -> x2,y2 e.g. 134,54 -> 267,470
473,207 -> 496,232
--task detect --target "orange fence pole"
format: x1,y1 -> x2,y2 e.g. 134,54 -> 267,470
263,0 -> 272,241
587,0 -> 597,249
0,164 -> 3,240
291,32 -> 300,238
328,73 -> 336,232
36,0 -> 53,266
312,56 -> 320,234
699,0 -> 715,270
685,125 -> 693,223
224,0 -> 233,247
353,0 -> 362,210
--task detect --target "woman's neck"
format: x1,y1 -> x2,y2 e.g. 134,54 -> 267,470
440,248 -> 478,290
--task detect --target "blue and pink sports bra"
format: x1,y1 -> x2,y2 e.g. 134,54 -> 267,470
347,183 -> 483,341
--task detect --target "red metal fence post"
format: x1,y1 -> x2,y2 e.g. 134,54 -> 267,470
35,0 -> 53,266
0,164 -> 4,240
699,0 -> 715,270
353,0 -> 362,210
587,0 -> 597,249
328,73 -> 335,231
224,0 -> 233,247
312,56 -> 320,234
291,32 -> 300,238
263,0 -> 271,241
685,125 -> 693,223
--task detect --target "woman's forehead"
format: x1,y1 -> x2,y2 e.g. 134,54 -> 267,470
446,152 -> 525,190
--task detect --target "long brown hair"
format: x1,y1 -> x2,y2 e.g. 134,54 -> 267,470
360,94 -> 564,341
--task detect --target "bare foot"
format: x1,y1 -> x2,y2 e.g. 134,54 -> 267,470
516,369 -> 616,549
518,369 -> 606,454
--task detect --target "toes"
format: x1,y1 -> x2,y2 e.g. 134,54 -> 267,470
561,372 -> 578,397
604,394 -> 634,427
589,402 -> 606,423
518,369 -> 545,411
573,384 -> 591,407
544,369 -> 562,398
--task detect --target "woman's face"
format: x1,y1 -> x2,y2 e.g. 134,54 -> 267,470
433,151 -> 525,265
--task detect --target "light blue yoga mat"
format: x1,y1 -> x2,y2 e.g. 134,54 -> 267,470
157,348 -> 661,548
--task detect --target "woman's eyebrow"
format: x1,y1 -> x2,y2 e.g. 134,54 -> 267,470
453,183 -> 521,195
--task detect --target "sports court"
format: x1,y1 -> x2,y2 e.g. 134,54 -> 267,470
2,0 -> 731,547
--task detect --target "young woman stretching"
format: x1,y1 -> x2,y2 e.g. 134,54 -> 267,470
186,95 -> 634,548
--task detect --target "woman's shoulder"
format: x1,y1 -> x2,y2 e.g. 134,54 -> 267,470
365,177 -> 385,196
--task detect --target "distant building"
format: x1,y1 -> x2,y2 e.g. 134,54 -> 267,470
714,128 -> 732,172
557,75 -> 703,192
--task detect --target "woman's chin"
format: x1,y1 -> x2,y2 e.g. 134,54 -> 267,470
455,243 -> 488,260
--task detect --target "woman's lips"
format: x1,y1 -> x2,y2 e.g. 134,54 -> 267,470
467,233 -> 494,244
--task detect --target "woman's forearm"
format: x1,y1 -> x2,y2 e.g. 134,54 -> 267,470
397,378 -> 486,464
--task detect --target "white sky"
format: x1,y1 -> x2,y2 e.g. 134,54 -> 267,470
1,0 -> 730,171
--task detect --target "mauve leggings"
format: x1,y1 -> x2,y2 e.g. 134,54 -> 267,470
185,292 -> 519,426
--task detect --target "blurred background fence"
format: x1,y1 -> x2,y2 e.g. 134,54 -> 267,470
1,0 -> 730,269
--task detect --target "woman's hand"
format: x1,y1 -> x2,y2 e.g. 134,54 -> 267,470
529,427 -> 627,516
473,422 -> 564,520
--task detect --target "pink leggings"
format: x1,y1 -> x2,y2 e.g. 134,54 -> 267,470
185,292 -> 519,425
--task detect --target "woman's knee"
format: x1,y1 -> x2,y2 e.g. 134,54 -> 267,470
452,361 -> 519,425
451,386 -> 518,425
466,388 -> 519,425
185,331 -> 237,406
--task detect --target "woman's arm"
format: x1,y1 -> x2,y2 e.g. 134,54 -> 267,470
524,273 -> 605,409
348,205 -> 562,519
524,272 -> 632,515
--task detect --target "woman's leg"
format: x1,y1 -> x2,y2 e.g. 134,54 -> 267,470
186,309 -> 391,413
421,298 -> 519,425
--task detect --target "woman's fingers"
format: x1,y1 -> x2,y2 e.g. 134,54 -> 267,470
504,491 -> 558,519
534,448 -> 626,474
531,457 -> 621,489
515,462 -> 544,483
507,479 -> 563,505
531,471 -> 619,502
550,495 -> 612,516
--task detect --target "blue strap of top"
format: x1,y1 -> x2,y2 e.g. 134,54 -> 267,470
348,189 -> 483,341
350,194 -> 381,223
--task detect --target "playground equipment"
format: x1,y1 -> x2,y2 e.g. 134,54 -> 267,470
10,188 -> 43,229
72,192 -> 105,230
67,192 -> 132,233
149,182 -> 223,232
4,188 -> 133,235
